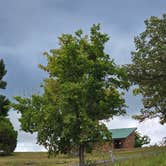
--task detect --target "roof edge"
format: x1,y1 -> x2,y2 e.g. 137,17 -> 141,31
109,127 -> 137,139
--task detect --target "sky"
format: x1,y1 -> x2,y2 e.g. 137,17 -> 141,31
0,0 -> 166,151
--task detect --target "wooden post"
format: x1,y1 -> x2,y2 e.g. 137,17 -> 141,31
79,144 -> 85,166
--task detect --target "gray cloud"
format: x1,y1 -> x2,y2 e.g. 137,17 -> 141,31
0,0 -> 166,151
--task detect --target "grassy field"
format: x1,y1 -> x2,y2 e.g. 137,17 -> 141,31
114,152 -> 166,166
0,146 -> 165,166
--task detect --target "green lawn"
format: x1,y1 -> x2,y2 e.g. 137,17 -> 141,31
0,146 -> 165,166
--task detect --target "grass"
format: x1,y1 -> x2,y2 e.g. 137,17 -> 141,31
114,151 -> 166,166
0,146 -> 165,166
0,152 -> 78,166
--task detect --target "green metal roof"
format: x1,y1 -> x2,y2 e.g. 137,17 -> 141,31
110,127 -> 137,139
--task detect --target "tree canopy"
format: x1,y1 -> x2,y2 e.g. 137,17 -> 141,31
12,24 -> 129,166
0,59 -> 17,155
126,14 -> 166,124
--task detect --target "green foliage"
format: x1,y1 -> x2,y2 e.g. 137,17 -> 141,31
134,132 -> 150,148
126,14 -> 166,124
0,117 -> 17,155
0,95 -> 10,117
0,59 -> 10,117
0,59 -> 7,89
0,59 -> 17,155
12,24 -> 129,165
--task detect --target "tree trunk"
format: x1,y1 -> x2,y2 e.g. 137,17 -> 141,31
79,144 -> 85,166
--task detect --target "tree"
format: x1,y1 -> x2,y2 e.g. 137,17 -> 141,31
0,59 -> 10,117
0,59 -> 7,89
0,117 -> 17,155
126,14 -> 166,124
134,132 -> 150,148
0,59 -> 17,155
12,24 -> 129,166
160,137 -> 166,146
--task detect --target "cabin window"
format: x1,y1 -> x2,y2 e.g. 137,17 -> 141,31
114,139 -> 123,148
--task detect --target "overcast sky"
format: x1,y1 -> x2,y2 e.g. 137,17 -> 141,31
0,0 -> 166,151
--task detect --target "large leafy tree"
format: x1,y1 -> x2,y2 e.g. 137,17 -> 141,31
12,24 -> 129,166
0,59 -> 17,155
127,14 -> 166,124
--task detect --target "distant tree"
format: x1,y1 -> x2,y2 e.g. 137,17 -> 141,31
0,59 -> 7,89
0,117 -> 17,155
134,132 -> 150,148
0,59 -> 10,117
160,137 -> 166,146
12,24 -> 129,166
126,14 -> 166,124
0,59 -> 17,155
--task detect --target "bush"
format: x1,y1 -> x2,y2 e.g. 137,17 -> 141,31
135,132 -> 150,148
0,117 -> 17,155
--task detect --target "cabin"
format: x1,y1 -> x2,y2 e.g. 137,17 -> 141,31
95,127 -> 137,152
110,127 -> 137,149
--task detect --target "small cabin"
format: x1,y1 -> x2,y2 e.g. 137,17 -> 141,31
110,127 -> 137,149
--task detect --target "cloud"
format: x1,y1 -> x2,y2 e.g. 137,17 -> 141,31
15,143 -> 46,152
